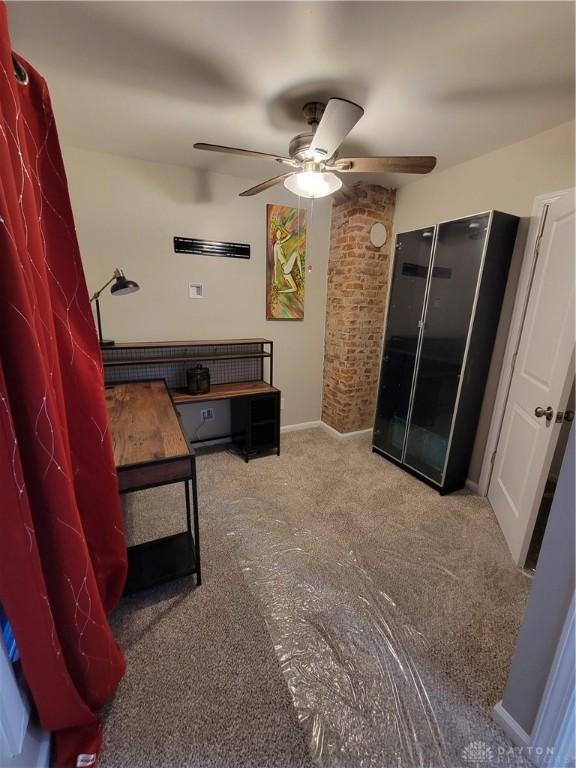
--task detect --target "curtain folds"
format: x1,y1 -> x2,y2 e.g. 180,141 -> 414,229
0,4 -> 127,765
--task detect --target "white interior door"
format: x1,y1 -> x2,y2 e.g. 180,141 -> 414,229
488,191 -> 575,566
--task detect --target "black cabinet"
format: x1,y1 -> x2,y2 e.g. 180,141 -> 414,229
373,211 -> 519,493
231,392 -> 281,461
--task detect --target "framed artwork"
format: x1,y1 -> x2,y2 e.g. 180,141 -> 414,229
266,204 -> 306,320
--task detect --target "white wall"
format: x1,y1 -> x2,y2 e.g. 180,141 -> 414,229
63,146 -> 331,428
392,121 -> 575,484
499,424 -> 574,735
394,122 -> 574,231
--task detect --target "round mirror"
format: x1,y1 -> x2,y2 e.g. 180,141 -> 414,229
370,222 -> 387,248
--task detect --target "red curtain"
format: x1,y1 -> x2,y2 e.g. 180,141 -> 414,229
0,4 -> 127,765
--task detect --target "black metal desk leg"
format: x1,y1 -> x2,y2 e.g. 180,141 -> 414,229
190,462 -> 201,586
184,478 -> 192,534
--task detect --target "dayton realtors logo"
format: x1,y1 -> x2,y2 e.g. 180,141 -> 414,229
462,741 -> 494,767
462,740 -> 557,767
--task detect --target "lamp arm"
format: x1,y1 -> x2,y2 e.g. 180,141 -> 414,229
89,269 -> 122,302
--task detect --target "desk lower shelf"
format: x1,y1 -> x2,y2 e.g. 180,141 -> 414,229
125,532 -> 197,594
171,380 -> 278,405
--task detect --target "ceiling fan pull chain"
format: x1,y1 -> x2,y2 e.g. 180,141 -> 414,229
310,194 -> 315,239
297,199 -> 300,246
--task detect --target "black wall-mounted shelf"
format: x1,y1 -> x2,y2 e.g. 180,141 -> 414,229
174,237 -> 250,259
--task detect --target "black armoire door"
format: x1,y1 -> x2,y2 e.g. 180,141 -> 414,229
403,213 -> 491,483
373,227 -> 435,460
373,211 -> 518,493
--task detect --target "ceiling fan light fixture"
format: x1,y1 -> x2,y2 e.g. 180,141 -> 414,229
284,170 -> 342,199
194,98 -> 437,198
311,148 -> 328,163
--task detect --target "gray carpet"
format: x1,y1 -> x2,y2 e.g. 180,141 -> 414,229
101,482 -> 314,768
102,428 -> 532,768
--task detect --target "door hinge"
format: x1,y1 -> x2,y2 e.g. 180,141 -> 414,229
511,351 -> 518,371
490,450 -> 497,467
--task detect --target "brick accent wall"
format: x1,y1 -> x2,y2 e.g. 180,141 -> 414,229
321,184 -> 396,433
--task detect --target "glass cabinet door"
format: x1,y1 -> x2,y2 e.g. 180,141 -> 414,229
373,227 -> 435,460
403,213 -> 490,483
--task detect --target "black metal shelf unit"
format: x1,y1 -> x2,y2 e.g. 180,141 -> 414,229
231,390 -> 281,461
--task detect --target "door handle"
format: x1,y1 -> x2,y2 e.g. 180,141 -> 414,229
555,410 -> 574,423
535,406 -> 554,422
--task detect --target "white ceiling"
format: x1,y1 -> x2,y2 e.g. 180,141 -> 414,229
6,1 -> 575,188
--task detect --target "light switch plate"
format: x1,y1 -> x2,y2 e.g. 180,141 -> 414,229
189,283 -> 204,298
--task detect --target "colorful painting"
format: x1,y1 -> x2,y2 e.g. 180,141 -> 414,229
266,204 -> 306,320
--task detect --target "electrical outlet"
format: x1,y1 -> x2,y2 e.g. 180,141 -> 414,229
281,398 -> 285,410
189,283 -> 204,299
201,407 -> 214,421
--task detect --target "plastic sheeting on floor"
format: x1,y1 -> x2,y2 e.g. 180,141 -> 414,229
222,495 -> 532,768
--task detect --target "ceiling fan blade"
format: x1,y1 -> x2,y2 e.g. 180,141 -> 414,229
309,98 -> 364,160
193,142 -> 295,167
239,172 -> 295,197
335,156 -> 437,174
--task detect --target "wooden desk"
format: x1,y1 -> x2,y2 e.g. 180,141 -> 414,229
102,339 -> 280,461
105,380 -> 201,593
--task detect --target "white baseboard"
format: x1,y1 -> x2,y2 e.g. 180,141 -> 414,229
281,420 -> 322,433
281,421 -> 373,438
194,420 -> 365,445
320,422 -> 373,439
465,479 -> 480,494
492,701 -> 531,748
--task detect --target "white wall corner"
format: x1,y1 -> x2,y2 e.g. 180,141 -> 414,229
465,479 -> 480,494
492,701 -> 531,749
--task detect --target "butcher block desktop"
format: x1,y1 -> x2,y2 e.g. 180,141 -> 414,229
107,380 -> 189,469
105,380 -> 201,593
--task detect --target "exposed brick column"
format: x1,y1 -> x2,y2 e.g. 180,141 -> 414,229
321,184 -> 396,433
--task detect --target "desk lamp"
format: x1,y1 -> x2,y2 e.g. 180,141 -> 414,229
90,268 -> 140,347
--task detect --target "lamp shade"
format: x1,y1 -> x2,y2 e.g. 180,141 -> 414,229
284,170 -> 342,199
110,270 -> 139,295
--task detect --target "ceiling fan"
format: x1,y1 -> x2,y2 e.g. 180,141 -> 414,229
193,98 -> 436,199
